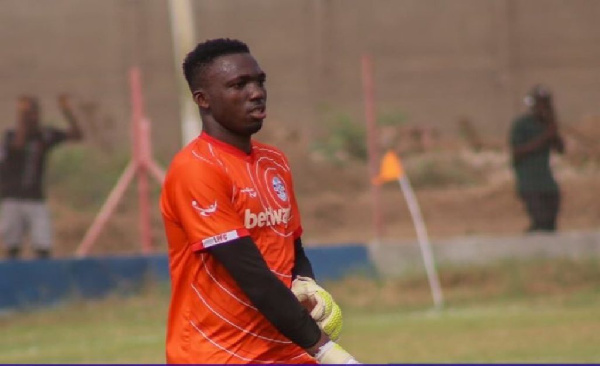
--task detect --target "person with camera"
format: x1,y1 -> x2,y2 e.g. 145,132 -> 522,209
509,85 -> 565,232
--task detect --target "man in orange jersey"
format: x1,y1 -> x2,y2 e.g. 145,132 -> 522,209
160,38 -> 359,364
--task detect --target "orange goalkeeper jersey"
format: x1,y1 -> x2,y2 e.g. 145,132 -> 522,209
160,133 -> 315,364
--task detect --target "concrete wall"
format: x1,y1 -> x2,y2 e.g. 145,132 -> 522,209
2,0 -> 600,159
370,230 -> 600,277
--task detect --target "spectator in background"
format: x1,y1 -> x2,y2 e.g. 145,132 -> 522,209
509,85 -> 565,232
0,95 -> 83,259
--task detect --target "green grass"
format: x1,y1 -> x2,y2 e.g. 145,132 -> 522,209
2,260 -> 600,363
343,295 -> 600,363
0,287 -> 170,364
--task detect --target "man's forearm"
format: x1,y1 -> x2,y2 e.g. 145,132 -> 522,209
208,236 -> 322,349
512,138 -> 546,161
512,129 -> 554,161
551,135 -> 565,153
62,109 -> 83,140
293,237 -> 315,279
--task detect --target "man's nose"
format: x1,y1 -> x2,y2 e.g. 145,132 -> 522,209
248,82 -> 266,100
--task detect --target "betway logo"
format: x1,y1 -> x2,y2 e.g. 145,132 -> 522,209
244,208 -> 290,229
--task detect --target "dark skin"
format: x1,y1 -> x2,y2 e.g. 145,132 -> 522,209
190,52 -> 330,356
12,95 -> 83,149
192,53 -> 267,154
512,96 -> 564,163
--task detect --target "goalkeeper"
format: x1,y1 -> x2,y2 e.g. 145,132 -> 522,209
161,38 -> 358,364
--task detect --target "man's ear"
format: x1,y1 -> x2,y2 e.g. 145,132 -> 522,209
193,89 -> 209,109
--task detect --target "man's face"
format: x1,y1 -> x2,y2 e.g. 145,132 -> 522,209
195,53 -> 267,136
532,97 -> 552,121
18,97 -> 40,131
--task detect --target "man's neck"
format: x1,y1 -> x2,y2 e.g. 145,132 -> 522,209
202,129 -> 252,155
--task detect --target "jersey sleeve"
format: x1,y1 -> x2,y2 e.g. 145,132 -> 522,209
165,160 -> 250,252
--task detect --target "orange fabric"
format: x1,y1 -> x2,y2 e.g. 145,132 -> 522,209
372,150 -> 404,185
160,133 -> 315,364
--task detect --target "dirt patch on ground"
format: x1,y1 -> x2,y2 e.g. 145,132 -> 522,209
299,173 -> 600,245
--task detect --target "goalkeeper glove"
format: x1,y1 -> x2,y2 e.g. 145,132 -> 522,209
315,340 -> 360,364
291,276 -> 343,341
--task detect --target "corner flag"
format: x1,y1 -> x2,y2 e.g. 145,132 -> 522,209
373,149 -> 444,309
373,150 -> 404,184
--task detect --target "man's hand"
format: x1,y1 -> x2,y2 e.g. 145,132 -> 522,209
545,120 -> 565,153
291,276 -> 343,341
57,94 -> 83,140
544,120 -> 558,140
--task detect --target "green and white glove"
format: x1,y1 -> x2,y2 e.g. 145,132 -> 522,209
315,340 -> 360,364
291,276 -> 343,341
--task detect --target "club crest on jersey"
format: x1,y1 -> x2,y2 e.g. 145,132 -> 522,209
271,176 -> 288,202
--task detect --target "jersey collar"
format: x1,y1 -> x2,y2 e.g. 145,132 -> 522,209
198,132 -> 255,162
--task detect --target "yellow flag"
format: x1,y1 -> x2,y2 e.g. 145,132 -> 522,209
372,150 -> 404,184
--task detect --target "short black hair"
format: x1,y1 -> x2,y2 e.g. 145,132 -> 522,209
183,38 -> 250,92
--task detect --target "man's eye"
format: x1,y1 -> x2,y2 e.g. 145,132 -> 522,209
233,81 -> 246,89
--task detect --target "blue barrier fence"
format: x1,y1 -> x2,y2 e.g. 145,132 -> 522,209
0,244 -> 374,311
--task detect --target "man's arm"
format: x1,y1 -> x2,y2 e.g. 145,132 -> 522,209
543,104 -> 565,154
209,239 -> 358,362
58,94 -> 83,141
550,132 -> 565,154
208,237 -> 328,353
511,122 -> 557,163
10,98 -> 30,149
547,117 -> 565,154
293,237 -> 315,279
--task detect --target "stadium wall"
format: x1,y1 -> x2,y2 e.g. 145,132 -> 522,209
0,245 -> 373,311
371,230 -> 600,277
3,231 -> 599,311
2,0 -> 600,158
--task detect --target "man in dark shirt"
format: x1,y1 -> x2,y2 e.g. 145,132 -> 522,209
0,95 -> 83,259
509,85 -> 565,232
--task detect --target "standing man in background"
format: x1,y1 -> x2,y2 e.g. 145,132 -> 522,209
0,95 -> 83,259
160,38 -> 357,364
510,85 -> 565,232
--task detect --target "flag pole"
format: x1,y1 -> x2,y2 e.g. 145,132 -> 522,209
374,150 -> 444,309
76,67 -> 165,257
396,176 -> 444,309
168,0 -> 201,146
361,54 -> 384,243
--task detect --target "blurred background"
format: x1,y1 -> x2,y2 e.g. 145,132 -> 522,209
2,0 -> 600,257
1,1 -> 600,363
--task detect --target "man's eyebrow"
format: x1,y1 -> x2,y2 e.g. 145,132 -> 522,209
228,72 -> 266,83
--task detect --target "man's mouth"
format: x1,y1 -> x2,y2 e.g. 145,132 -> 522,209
248,105 -> 266,120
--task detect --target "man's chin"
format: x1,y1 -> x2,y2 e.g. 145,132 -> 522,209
245,120 -> 263,135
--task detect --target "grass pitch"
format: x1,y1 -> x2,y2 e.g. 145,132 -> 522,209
1,258 -> 600,363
